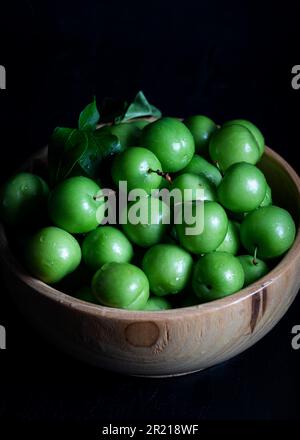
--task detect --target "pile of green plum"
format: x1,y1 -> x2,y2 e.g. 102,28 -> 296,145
0,115 -> 296,311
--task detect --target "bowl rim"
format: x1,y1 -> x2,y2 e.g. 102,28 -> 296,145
1,145 -> 300,321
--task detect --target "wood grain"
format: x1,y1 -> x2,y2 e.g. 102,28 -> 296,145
0,145 -> 300,377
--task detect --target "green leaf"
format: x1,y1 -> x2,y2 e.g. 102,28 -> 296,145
78,97 -> 100,131
48,128 -> 88,185
116,91 -> 161,123
78,131 -> 120,178
48,92 -> 160,184
94,131 -> 123,158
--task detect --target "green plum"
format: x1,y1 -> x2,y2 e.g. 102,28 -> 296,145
224,119 -> 265,157
48,176 -> 105,234
121,196 -> 170,247
143,296 -> 172,311
238,255 -> 269,287
98,120 -> 145,150
111,147 -> 162,193
184,115 -> 217,156
180,154 -> 222,187
171,173 -> 217,202
141,117 -> 195,172
176,200 -> 228,254
142,244 -> 193,296
0,172 -> 49,226
92,262 -> 149,310
132,119 -> 150,130
216,220 -> 240,255
209,124 -> 260,171
25,226 -> 81,284
218,162 -> 267,213
260,184 -> 272,207
192,252 -> 244,301
82,226 -> 134,271
240,205 -> 296,259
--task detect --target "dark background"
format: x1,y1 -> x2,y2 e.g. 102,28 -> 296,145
0,0 -> 300,434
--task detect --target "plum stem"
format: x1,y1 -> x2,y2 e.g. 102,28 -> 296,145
252,247 -> 258,265
148,168 -> 172,184
93,189 -> 116,201
214,161 -> 221,171
93,194 -> 104,201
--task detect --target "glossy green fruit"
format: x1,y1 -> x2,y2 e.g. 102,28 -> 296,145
92,262 -> 149,310
224,119 -> 265,157
180,154 -> 222,187
192,252 -> 244,301
175,201 -> 228,254
141,117 -> 195,172
48,176 -> 105,233
0,172 -> 49,226
184,115 -> 217,155
142,244 -> 193,296
82,226 -> 133,271
218,162 -> 267,213
99,121 -> 144,150
75,286 -> 98,303
25,226 -> 81,284
111,147 -> 162,193
216,220 -> 240,255
240,206 -> 296,259
132,119 -> 150,130
143,296 -> 172,311
260,184 -> 272,207
171,173 -> 217,202
238,255 -> 269,287
209,124 -> 260,171
121,196 -> 170,247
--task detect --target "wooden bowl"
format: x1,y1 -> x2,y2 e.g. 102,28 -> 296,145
0,146 -> 300,377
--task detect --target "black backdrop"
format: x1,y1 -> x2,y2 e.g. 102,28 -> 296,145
0,0 -> 300,435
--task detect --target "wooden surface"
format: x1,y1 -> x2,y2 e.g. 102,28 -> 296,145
0,146 -> 300,377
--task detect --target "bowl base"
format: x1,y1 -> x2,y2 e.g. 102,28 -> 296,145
131,368 -> 204,378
